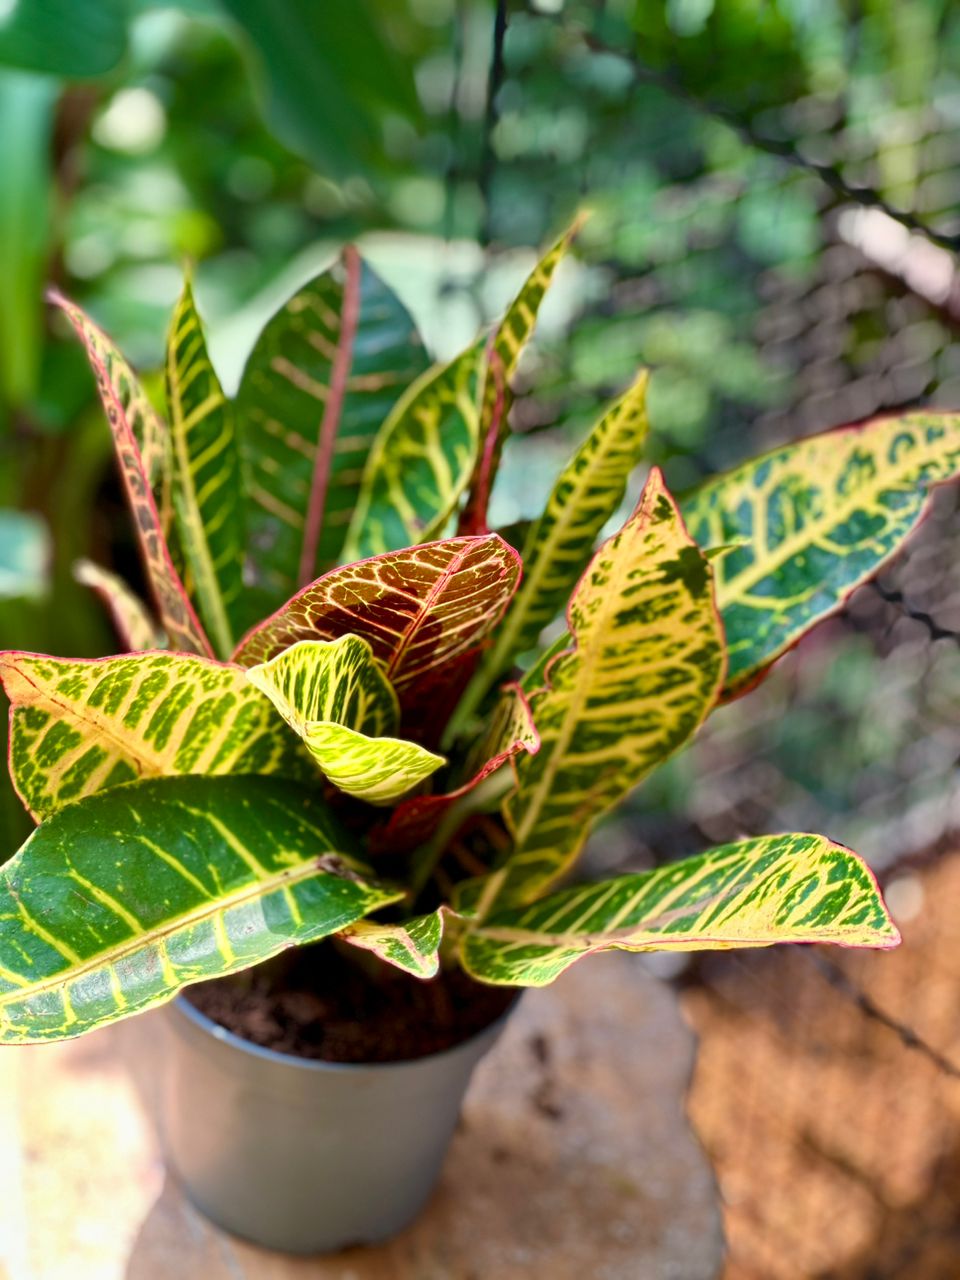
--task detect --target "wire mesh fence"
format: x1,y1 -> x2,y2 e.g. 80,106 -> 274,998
461,6 -> 960,1274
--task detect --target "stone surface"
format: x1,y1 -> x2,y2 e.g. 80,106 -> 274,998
0,954 -> 723,1280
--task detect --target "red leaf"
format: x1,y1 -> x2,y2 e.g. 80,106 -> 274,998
233,535 -> 522,708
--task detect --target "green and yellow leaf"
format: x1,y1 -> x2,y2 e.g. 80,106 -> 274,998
460,214 -> 585,535
461,833 -> 900,986
246,637 -> 444,804
681,410 -> 960,695
342,341 -> 485,561
73,559 -> 163,651
456,369 -> 649,726
339,908 -> 445,978
232,535 -> 522,715
235,251 -> 428,613
0,650 -> 311,821
494,467 -> 725,906
166,278 -> 245,658
49,291 -> 211,657
0,775 -> 401,1043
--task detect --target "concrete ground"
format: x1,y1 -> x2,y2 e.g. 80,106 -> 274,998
0,953 -> 723,1280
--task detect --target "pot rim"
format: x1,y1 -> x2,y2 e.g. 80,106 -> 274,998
171,985 -> 519,1074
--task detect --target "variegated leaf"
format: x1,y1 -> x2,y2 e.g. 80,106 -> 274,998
378,684 -> 538,853
73,559 -> 164,651
460,215 -> 585,535
236,250 -> 428,614
456,370 -> 650,727
339,908 -> 445,978
0,775 -> 401,1043
166,278 -> 245,658
49,291 -> 211,657
681,410 -> 960,695
232,535 -> 522,715
343,341 -> 485,561
246,637 -> 444,804
494,468 -> 725,906
461,833 -> 900,986
0,650 -> 311,821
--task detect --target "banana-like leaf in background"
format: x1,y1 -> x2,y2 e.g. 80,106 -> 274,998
166,279 -> 245,659
0,775 -> 401,1044
235,250 -> 429,615
460,833 -> 900,986
339,908 -> 446,979
493,468 -> 725,908
73,559 -> 164,651
342,340 -> 485,561
0,650 -> 312,821
50,292 -> 212,657
681,411 -> 960,696
246,637 -> 444,804
232,534 -> 522,718
460,215 -> 586,536
455,370 -> 650,730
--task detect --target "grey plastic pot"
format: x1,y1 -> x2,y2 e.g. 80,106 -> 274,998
159,993 -> 513,1254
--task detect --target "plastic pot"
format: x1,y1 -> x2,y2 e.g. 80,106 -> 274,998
159,993 -> 513,1254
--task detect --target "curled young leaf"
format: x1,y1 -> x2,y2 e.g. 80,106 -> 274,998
247,637 -> 444,805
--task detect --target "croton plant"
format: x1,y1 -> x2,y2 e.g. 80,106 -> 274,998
1,220 -> 955,1045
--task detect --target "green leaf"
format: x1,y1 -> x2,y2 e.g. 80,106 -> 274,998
0,775 -> 401,1043
246,637 -> 444,804
0,510 -> 49,600
493,468 -> 725,906
342,341 -> 486,561
50,292 -> 212,657
218,0 -> 421,177
0,650 -> 312,821
456,370 -> 650,728
0,0 -> 126,76
460,215 -> 585,536
680,411 -> 960,695
73,559 -> 163,651
0,75 -> 55,411
339,908 -> 445,979
460,833 -> 900,986
235,251 -> 429,615
233,535 -> 522,719
166,279 -> 245,659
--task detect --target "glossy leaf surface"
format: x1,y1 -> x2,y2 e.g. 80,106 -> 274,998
246,637 -> 443,804
461,833 -> 899,986
50,292 -> 211,656
236,252 -> 428,613
459,370 -> 649,724
0,776 -> 400,1043
681,411 -> 960,694
460,217 -> 584,535
496,469 -> 725,904
166,279 -> 245,658
339,909 -> 445,978
343,342 -> 485,560
0,651 -> 310,821
233,535 -> 521,710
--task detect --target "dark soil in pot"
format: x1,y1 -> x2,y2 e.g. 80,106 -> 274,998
184,943 -> 515,1063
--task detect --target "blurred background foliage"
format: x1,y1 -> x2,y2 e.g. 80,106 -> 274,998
1,0 -> 959,870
